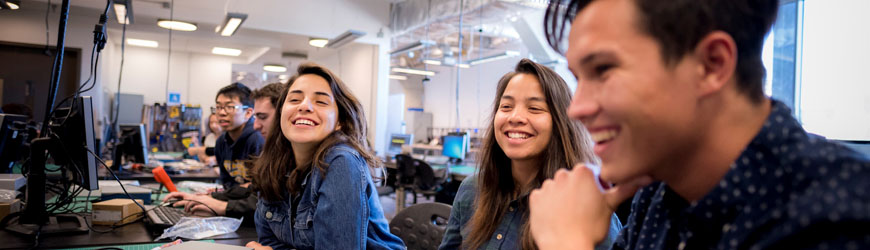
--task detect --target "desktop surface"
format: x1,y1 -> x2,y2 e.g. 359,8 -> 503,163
0,186 -> 257,249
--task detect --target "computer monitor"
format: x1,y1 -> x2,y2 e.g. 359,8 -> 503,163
49,96 -> 99,190
388,133 -> 413,155
442,134 -> 468,161
0,114 -> 30,173
115,123 -> 149,167
6,96 -> 98,235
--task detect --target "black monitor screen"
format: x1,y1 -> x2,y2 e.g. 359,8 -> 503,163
50,96 -> 98,190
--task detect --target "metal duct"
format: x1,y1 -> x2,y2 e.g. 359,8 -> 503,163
389,0 -> 494,37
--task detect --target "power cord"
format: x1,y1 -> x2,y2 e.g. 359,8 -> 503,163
176,199 -> 220,216
85,147 -> 146,212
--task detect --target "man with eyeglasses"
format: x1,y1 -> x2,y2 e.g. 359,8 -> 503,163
164,82 -> 264,221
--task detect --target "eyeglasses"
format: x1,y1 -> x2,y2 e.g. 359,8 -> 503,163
211,105 -> 249,114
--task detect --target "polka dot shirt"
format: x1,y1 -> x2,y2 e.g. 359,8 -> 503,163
612,100 -> 870,250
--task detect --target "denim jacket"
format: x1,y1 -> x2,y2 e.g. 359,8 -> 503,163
254,144 -> 405,250
440,177 -> 622,250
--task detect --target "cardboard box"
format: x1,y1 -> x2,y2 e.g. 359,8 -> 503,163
0,199 -> 21,221
92,199 -> 144,225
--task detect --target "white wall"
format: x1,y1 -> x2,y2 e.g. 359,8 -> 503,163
799,0 -> 870,140
422,57 -> 523,129
102,45 -> 235,133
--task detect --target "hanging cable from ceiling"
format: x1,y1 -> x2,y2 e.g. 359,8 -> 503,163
165,0 -> 174,103
454,0 -> 465,128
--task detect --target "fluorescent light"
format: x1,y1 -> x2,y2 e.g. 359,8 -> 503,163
423,59 -> 442,65
218,13 -> 247,37
468,50 -> 520,66
278,74 -> 290,80
458,64 -> 470,68
389,75 -> 408,80
113,0 -> 133,24
390,40 -> 436,56
392,68 -> 435,76
126,38 -> 158,48
157,19 -> 198,31
263,64 -> 287,73
212,47 -> 242,56
309,38 -> 328,48
6,1 -> 19,10
326,30 -> 366,49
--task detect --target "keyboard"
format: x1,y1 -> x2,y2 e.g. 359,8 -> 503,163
145,205 -> 186,228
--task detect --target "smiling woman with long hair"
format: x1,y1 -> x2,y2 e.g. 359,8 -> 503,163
246,63 -> 404,250
439,59 -> 622,250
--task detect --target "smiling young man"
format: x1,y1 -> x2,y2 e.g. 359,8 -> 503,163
528,0 -> 870,249
164,83 -> 265,220
251,82 -> 285,138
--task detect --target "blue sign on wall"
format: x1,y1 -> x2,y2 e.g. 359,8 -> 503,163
168,92 -> 181,105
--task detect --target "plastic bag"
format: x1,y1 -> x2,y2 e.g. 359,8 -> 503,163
156,216 -> 242,241
0,189 -> 20,203
177,181 -> 222,194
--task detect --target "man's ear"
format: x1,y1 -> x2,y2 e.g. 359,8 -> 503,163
245,107 -> 254,120
693,31 -> 738,97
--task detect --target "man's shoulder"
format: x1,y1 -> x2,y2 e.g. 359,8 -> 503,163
743,138 -> 870,247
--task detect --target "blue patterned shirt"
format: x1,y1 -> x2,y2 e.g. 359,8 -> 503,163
613,100 -> 870,250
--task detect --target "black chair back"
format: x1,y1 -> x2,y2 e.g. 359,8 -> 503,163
413,159 -> 437,190
389,202 -> 452,250
395,154 -> 416,186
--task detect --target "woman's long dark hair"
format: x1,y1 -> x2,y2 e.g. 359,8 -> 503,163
464,59 -> 596,249
251,62 -> 381,202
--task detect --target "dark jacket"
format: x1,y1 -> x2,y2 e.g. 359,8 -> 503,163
211,117 -> 264,221
212,185 -> 258,223
214,117 -> 264,188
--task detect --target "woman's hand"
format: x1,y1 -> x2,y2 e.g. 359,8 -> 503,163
246,241 -> 273,250
163,192 -> 227,216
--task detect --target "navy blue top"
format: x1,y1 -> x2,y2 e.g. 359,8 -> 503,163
254,143 -> 405,250
440,177 -> 622,250
614,100 -> 870,250
214,117 -> 264,189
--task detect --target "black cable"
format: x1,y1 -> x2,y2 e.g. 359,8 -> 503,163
85,147 -> 146,212
108,8 -> 129,165
52,43 -> 98,127
165,0 -> 174,104
179,199 -> 219,216
43,132 -> 87,214
44,0 -> 52,55
38,0 -> 71,135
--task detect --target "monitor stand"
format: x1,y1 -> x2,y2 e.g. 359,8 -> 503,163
5,214 -> 88,235
5,137 -> 88,236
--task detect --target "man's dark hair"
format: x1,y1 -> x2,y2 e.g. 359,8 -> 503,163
250,82 -> 285,109
216,82 -> 254,107
544,0 -> 779,102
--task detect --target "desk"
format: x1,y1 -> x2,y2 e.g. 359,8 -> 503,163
0,218 -> 258,249
0,189 -> 257,249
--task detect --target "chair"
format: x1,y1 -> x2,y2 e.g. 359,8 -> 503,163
411,159 -> 447,203
395,154 -> 417,189
395,154 -> 448,204
389,203 -> 452,250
